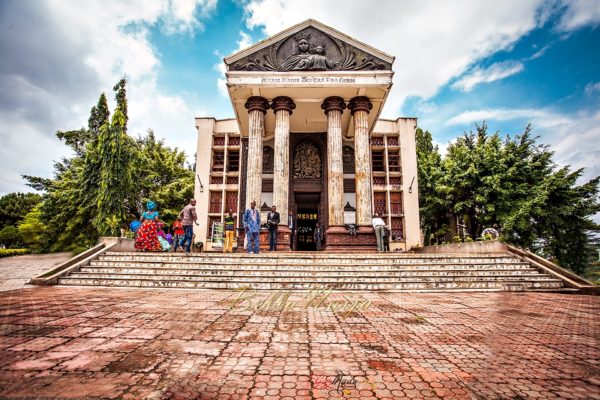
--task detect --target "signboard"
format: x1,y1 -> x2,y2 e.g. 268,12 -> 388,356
227,72 -> 393,87
211,222 -> 224,248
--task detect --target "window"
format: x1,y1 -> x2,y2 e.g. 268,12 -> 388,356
213,136 -> 225,146
211,150 -> 224,172
388,150 -> 401,172
228,136 -> 240,146
387,136 -> 399,146
210,176 -> 222,184
374,192 -> 387,215
373,176 -> 386,186
390,192 -> 403,214
371,136 -> 384,146
209,191 -> 222,213
226,176 -> 238,185
391,217 -> 403,240
372,150 -> 385,172
225,191 -> 238,213
389,176 -> 402,186
227,150 -> 239,172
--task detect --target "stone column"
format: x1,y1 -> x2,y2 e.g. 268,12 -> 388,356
321,96 -> 346,227
244,96 -> 270,209
348,96 -> 374,226
271,96 -> 295,225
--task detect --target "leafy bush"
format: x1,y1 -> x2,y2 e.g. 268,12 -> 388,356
0,249 -> 29,257
0,226 -> 23,248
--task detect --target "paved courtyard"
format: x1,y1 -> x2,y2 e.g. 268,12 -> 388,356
0,253 -> 72,292
0,285 -> 598,400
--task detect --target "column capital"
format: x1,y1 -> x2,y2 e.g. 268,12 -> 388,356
321,96 -> 346,114
245,96 -> 270,114
348,96 -> 373,115
271,96 -> 296,114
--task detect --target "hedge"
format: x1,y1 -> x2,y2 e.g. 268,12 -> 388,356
0,249 -> 30,258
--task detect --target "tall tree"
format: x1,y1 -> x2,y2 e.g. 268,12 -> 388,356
94,79 -> 134,235
131,130 -> 194,222
21,78 -> 193,252
423,122 -> 599,274
415,129 -> 447,244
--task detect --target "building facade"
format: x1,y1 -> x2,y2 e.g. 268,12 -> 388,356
194,19 -> 420,251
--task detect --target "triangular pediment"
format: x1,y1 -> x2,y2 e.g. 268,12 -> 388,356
225,19 -> 394,72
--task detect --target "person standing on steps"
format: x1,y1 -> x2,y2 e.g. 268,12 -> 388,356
288,210 -> 295,251
172,216 -> 184,252
267,205 -> 280,251
243,200 -> 261,254
179,199 -> 198,255
223,209 -> 236,253
371,213 -> 388,252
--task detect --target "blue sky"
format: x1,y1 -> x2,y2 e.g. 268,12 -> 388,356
0,0 -> 599,196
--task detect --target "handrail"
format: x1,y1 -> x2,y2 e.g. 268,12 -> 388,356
505,243 -> 597,293
29,242 -> 116,286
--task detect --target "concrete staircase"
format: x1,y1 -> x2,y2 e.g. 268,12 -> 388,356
56,251 -> 566,291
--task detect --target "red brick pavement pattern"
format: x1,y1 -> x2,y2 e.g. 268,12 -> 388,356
0,287 -> 598,399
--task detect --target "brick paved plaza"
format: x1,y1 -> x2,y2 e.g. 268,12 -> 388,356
0,286 -> 598,399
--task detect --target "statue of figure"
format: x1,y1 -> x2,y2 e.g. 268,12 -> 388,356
299,45 -> 335,70
281,35 -> 312,70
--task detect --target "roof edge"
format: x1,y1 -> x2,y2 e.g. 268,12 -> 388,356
225,19 -> 395,66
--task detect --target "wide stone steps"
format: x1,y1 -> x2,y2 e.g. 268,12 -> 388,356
87,261 -> 532,271
57,276 -> 564,291
66,272 -> 559,282
79,266 -> 539,277
54,251 -> 566,292
95,254 -> 525,265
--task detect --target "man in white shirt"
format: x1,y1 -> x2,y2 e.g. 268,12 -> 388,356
371,213 -> 387,252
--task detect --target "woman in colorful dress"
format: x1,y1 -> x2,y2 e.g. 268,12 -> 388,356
134,201 -> 162,251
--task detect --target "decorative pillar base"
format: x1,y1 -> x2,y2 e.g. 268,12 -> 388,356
277,226 -> 291,252
324,225 -> 377,252
258,227 -> 291,252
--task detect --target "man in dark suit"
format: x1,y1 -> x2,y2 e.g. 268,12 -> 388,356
288,210 -> 295,251
267,205 -> 280,251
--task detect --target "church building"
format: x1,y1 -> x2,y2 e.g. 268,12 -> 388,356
194,19 -> 420,251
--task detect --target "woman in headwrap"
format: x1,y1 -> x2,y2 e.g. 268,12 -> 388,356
134,200 -> 162,251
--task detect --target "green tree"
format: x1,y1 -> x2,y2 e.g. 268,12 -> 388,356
130,131 -> 194,223
22,78 -> 193,250
415,128 -> 447,244
426,122 -> 599,274
0,226 -> 24,248
0,192 -> 42,229
94,79 -> 134,235
18,204 -> 51,253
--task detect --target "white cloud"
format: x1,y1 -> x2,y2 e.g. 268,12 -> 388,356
584,82 -> 600,95
446,108 -> 571,128
242,0 -> 549,116
529,44 -> 550,60
161,0 -> 219,34
446,107 -> 600,184
452,61 -> 524,92
557,0 -> 600,31
0,0 -> 217,194
215,31 -> 254,98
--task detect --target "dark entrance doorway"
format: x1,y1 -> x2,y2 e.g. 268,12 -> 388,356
295,193 -> 320,251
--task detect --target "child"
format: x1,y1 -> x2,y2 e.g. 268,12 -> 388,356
172,217 -> 184,252
156,222 -> 171,252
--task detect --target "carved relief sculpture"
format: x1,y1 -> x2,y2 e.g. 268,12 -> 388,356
232,27 -> 391,72
281,33 -> 312,70
293,141 -> 322,179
